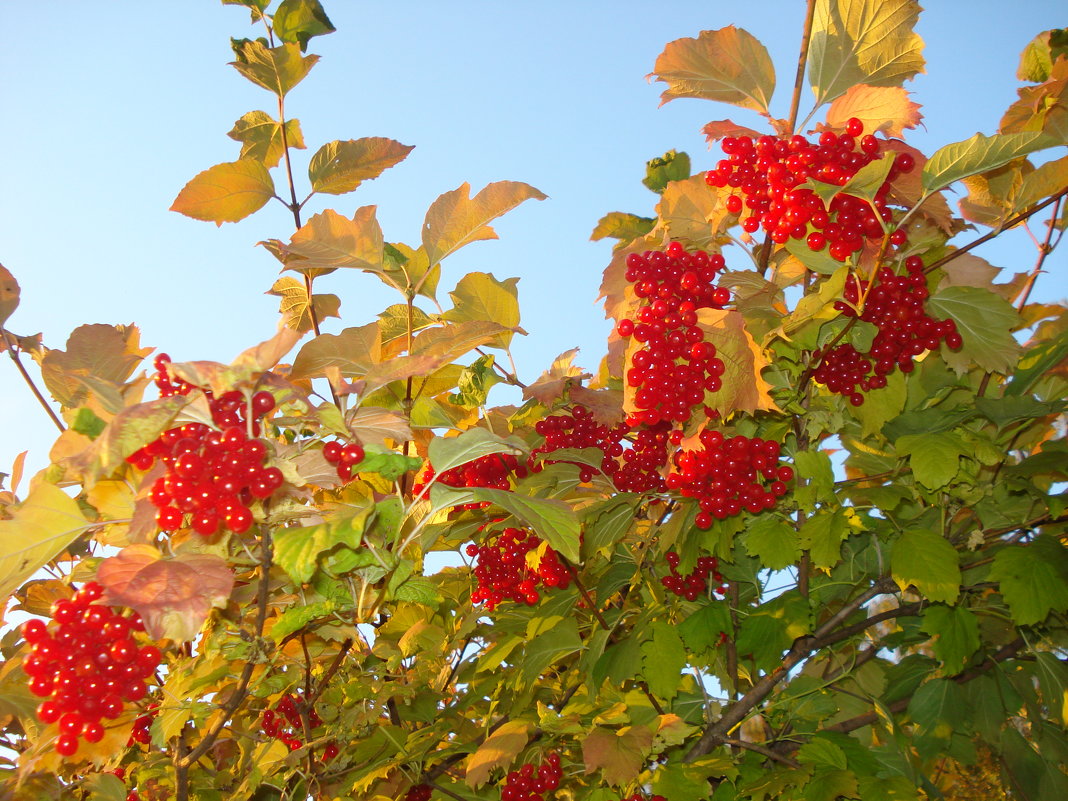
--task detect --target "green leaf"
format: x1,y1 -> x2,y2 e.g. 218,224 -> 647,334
357,448 -> 422,481
422,181 -> 547,267
652,26 -> 775,112
797,738 -> 847,770
0,480 -> 92,602
272,0 -> 335,49
785,237 -> 847,276
644,150 -> 692,194
808,0 -> 925,108
927,286 -> 1022,375
82,772 -> 129,801
890,529 -> 961,604
522,617 -> 582,686
896,432 -> 964,490
1017,29 -> 1068,83
1007,326 -> 1068,396
1034,652 -> 1068,726
426,427 -> 525,477
270,600 -> 336,642
273,504 -> 374,584
269,276 -> 340,334
678,601 -> 732,655
742,516 -> 800,570
450,354 -> 501,408
799,508 -> 852,571
170,159 -> 275,225
391,575 -> 441,607
793,450 -> 835,513
227,111 -> 305,168
921,131 -> 1054,194
989,535 -> 1068,625
582,725 -> 653,786
470,488 -> 581,563
803,769 -> 858,801
307,138 -> 414,195
919,604 -> 980,674
837,155 -> 896,204
442,272 -> 522,348
907,678 -> 966,739
230,39 -> 318,97
590,211 -> 656,243
581,496 -> 640,560
72,407 -> 107,440
641,621 -> 688,700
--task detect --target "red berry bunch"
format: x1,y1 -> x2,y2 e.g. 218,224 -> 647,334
405,785 -> 432,801
21,582 -> 161,758
661,552 -> 724,601
705,120 -> 915,260
261,693 -> 338,761
622,794 -> 666,801
617,242 -> 730,426
502,752 -> 562,801
126,356 -> 284,537
531,405 -> 628,483
611,421 -> 671,494
815,255 -> 962,405
414,452 -> 528,510
127,704 -> 158,747
323,439 -> 366,482
665,431 -> 793,529
466,527 -> 571,610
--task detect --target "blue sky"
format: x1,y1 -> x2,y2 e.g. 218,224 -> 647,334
1,1 -> 1066,478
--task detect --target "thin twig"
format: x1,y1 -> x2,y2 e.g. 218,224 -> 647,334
722,737 -> 802,769
2,329 -> 65,433
786,0 -> 818,135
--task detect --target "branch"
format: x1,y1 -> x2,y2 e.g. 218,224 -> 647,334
786,0 -> 818,135
722,738 -> 801,769
2,329 -> 65,433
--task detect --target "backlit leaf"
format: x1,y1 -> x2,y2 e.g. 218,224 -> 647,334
465,720 -> 531,787
442,272 -> 522,348
422,181 -> 546,266
590,212 -> 655,243
471,488 -> 581,563
1016,153 -> 1068,210
289,323 -> 381,379
170,159 -> 274,225
920,604 -> 980,674
230,39 -> 317,97
39,324 -> 150,408
921,132 -> 1054,195
989,536 -> 1068,626
0,479 -> 92,602
523,348 -> 591,406
657,173 -> 734,249
98,545 -> 234,641
652,26 -> 775,112
282,206 -> 384,277
308,138 -> 414,195
896,431 -> 965,490
0,263 -> 19,327
808,0 -> 925,108
742,516 -> 800,570
582,725 -> 653,786
269,276 -> 340,333
927,286 -> 1021,375
641,621 -> 687,700
227,111 -> 305,167
1017,29 -> 1068,83
824,84 -> 922,137
273,504 -> 375,585
891,529 -> 960,604
272,0 -> 335,49
702,119 -> 765,144
695,308 -> 778,417
79,396 -> 187,480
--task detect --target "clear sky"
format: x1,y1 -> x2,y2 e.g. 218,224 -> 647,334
1,1 -> 1066,479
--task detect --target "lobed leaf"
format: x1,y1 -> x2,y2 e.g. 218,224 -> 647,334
927,285 -> 1021,376
582,725 -> 653,786
590,212 -> 656,243
442,272 -> 522,348
824,84 -> 922,137
989,536 -> 1068,626
464,721 -> 530,787
281,206 -> 384,277
268,276 -> 341,334
695,308 -> 778,418
470,488 -> 581,563
170,159 -> 275,225
227,111 -> 305,168
230,39 -> 318,97
890,529 -> 961,604
289,322 -> 381,380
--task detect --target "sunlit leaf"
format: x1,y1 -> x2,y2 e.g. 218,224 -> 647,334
896,432 -> 965,490
743,516 -> 801,570
170,159 -> 275,225
657,174 -> 734,249
824,84 -> 922,137
590,212 -> 656,243
921,131 -> 1054,195
272,0 -> 335,49
643,150 -> 692,194
281,206 -> 384,278
695,308 -> 778,417
307,138 -> 414,195
890,529 -> 960,604
442,272 -> 522,348
289,323 -> 381,379
582,725 -> 653,786
522,348 -> 591,406
652,26 -> 775,112
702,119 -> 765,145
426,427 -> 525,479
227,111 -> 305,168
230,39 -> 318,97
273,504 -> 375,584
470,488 -> 580,563
927,286 -> 1021,375
465,720 -> 531,787
0,263 -> 19,327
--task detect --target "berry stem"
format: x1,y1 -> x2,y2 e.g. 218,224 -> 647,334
786,0 -> 818,135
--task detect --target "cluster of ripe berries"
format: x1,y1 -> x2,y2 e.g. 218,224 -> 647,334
466,526 -> 572,610
666,432 -> 793,529
814,256 -> 962,404
261,693 -> 339,761
105,768 -> 145,801
126,354 -> 283,536
322,438 -> 367,483
621,795 -> 666,801
617,243 -> 730,426
706,118 -> 916,261
404,785 -> 432,801
21,582 -> 160,757
414,452 -> 528,510
661,552 -> 725,601
127,705 -> 156,747
501,752 -> 562,801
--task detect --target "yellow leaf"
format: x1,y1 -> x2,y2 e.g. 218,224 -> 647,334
824,84 -> 922,137
582,725 -> 654,786
0,263 -> 20,327
170,159 -> 275,225
281,206 -> 384,278
230,40 -> 318,97
523,348 -> 592,405
308,137 -> 414,195
656,174 -> 734,249
38,324 -> 151,409
0,477 -> 92,602
697,309 -> 778,418
442,272 -> 523,348
465,720 -> 531,787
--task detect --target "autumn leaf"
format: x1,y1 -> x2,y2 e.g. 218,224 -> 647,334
702,120 -> 765,145
652,27 -> 775,112
38,324 -> 151,409
582,726 -> 653,786
170,160 -> 275,225
230,39 -> 318,97
0,263 -> 19,327
280,206 -> 385,278
227,111 -> 305,168
289,323 -> 381,380
307,138 -> 414,195
656,174 -> 735,249
523,348 -> 592,405
268,276 -> 341,333
824,84 -> 922,137
465,720 -> 531,787
97,544 -> 235,641
442,272 -> 523,348
696,308 -> 777,417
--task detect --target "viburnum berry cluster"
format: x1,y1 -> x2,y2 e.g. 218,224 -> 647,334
466,527 -> 571,610
814,256 -> 962,404
127,705 -> 156,747
661,552 -> 725,601
621,793 -> 666,801
501,752 -> 562,801
413,452 -> 528,510
261,693 -> 339,761
617,242 -> 730,426
323,438 -> 366,482
532,405 -> 627,482
404,784 -> 433,801
126,354 -> 284,536
666,432 -> 793,529
20,582 -> 161,758
705,118 -> 915,261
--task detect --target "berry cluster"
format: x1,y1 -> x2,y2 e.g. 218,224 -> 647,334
127,706 -> 156,747
661,552 -> 725,601
21,582 -> 161,758
323,439 -> 366,482
666,432 -> 793,529
814,255 -> 962,404
621,794 -> 666,801
502,752 -> 562,801
617,243 -> 730,426
705,119 -> 915,261
532,405 -> 627,482
612,421 -> 671,494
105,768 -> 143,801
466,527 -> 571,610
404,785 -> 432,801
127,354 -> 283,536
261,693 -> 339,761
414,452 -> 528,510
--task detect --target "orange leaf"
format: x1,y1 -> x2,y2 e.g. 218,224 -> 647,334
98,545 -> 234,641
702,119 -> 765,145
523,348 -> 592,406
465,720 -> 531,787
656,174 -> 734,250
652,27 -> 775,112
582,726 -> 653,786
697,308 -> 778,418
281,206 -> 384,278
170,160 -> 275,226
824,84 -> 922,138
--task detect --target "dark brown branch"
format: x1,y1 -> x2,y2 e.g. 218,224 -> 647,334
307,638 -> 354,709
